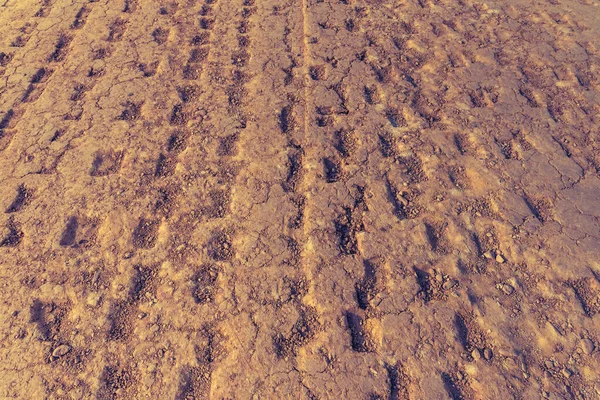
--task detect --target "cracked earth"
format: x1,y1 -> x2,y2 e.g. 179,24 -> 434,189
0,0 -> 600,398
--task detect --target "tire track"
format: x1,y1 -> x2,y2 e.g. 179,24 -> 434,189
0,0 -> 102,161
293,0 -> 427,397
295,1 -> 420,392
0,2 -> 174,399
94,2 -> 239,397
176,1 -> 259,397
150,5 -> 230,396
0,0 -> 83,106
193,0 -> 319,396
0,0 -> 56,77
90,3 -> 212,398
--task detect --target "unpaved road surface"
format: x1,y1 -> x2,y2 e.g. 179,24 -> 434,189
1,0 -> 600,398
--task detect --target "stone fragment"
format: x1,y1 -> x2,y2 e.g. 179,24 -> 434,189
581,338 -> 595,355
52,344 -> 71,358
483,348 -> 493,360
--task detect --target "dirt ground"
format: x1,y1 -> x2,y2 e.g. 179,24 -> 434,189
0,0 -> 599,398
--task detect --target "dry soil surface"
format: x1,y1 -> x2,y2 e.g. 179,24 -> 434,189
1,0 -> 600,399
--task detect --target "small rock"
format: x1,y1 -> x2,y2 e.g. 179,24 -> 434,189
471,349 -> 481,361
483,251 -> 493,259
562,368 -> 572,378
580,338 -> 595,355
443,280 -> 458,290
498,283 -> 514,295
442,279 -> 458,290
483,348 -> 493,360
495,254 -> 506,263
52,344 -> 71,358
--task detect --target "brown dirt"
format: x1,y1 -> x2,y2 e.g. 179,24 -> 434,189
0,0 -> 599,398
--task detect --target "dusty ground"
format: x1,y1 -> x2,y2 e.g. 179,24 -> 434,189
0,0 -> 599,398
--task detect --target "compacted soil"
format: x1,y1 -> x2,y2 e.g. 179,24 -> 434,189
0,0 -> 600,398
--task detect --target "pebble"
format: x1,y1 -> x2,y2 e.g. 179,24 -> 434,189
443,280 -> 458,290
483,348 -> 493,360
498,283 -> 514,295
86,294 -> 100,307
483,251 -> 493,259
52,344 -> 71,358
580,338 -> 595,355
471,349 -> 481,361
495,254 -> 506,263
562,368 -> 572,378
